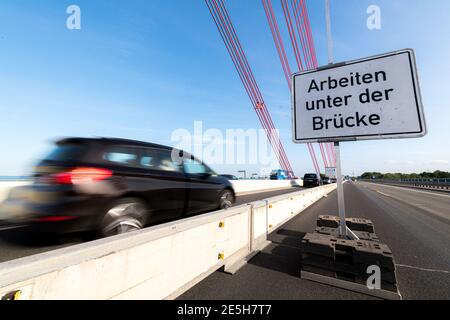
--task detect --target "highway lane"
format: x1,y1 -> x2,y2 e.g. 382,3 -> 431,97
353,182 -> 450,299
361,182 -> 450,222
0,187 -> 303,263
179,181 -> 450,300
234,188 -> 305,206
367,181 -> 450,194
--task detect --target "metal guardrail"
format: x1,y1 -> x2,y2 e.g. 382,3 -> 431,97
361,179 -> 450,191
397,178 -> 450,184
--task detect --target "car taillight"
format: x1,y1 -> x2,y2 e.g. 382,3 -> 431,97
53,168 -> 113,185
35,216 -> 79,222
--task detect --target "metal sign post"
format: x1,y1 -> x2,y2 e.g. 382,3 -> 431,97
334,142 -> 347,237
325,167 -> 337,179
291,1 -> 426,239
325,0 -> 347,238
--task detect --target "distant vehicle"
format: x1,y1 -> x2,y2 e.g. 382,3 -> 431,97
0,138 -> 235,237
322,176 -> 332,185
220,174 -> 239,180
270,170 -> 294,180
331,178 -> 337,183
303,173 -> 320,188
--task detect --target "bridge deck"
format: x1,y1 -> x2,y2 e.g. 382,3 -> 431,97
179,182 -> 450,300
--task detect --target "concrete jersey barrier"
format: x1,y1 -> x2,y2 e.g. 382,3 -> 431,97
0,179 -> 303,204
0,181 -> 31,203
0,184 -> 336,300
231,179 -> 303,195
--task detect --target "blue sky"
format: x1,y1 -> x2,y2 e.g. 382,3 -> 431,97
0,0 -> 449,177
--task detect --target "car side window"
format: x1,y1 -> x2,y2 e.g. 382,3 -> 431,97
103,147 -> 138,166
140,149 -> 157,169
183,158 -> 208,174
140,148 -> 182,173
140,156 -> 154,168
156,149 -> 183,172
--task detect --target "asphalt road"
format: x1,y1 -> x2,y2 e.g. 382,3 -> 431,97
179,181 -> 450,300
0,187 -> 303,263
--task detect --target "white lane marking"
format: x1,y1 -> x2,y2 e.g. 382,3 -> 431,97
374,189 -> 449,220
376,191 -> 392,198
0,225 -> 26,231
375,190 -> 414,203
396,264 -> 450,275
365,182 -> 450,199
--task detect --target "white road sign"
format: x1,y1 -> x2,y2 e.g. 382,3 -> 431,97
292,49 -> 426,143
325,167 -> 336,179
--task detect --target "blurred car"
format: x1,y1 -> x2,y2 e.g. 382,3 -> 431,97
322,176 -> 332,185
270,169 -> 294,180
303,173 -> 320,188
0,137 -> 235,237
220,174 -> 239,180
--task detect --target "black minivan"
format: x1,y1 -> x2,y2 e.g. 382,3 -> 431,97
1,138 -> 235,237
303,173 -> 321,188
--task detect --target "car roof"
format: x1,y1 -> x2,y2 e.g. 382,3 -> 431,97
56,137 -> 174,151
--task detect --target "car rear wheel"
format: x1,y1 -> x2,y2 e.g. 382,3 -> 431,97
100,198 -> 148,237
218,189 -> 234,210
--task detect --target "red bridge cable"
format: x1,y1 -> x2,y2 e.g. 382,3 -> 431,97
207,0 -> 288,171
290,0 -> 333,170
262,0 -> 321,178
279,0 -> 330,173
263,0 -> 293,89
281,0 -> 303,71
215,0 -> 292,173
263,1 -> 292,88
282,0 -> 330,173
216,0 -> 294,173
295,0 -> 335,168
319,143 -> 329,168
304,0 -> 335,165
226,2 -> 294,174
206,0 -> 293,174
260,0 -> 299,174
293,0 -> 313,69
326,143 -> 335,167
219,2 -> 292,173
292,0 -> 313,69
298,0 -> 336,166
206,1 -> 256,108
307,143 -> 321,177
301,0 -> 319,68
292,0 -> 335,167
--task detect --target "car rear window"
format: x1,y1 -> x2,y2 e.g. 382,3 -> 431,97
304,174 -> 317,178
45,144 -> 87,162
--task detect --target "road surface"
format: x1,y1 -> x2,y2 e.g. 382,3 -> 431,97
0,187 -> 303,263
179,181 -> 450,300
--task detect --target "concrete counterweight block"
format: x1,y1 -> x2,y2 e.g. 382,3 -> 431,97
317,215 -> 375,234
300,232 -> 401,299
315,226 -> 379,242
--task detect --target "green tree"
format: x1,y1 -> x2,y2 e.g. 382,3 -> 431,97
361,171 -> 450,180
